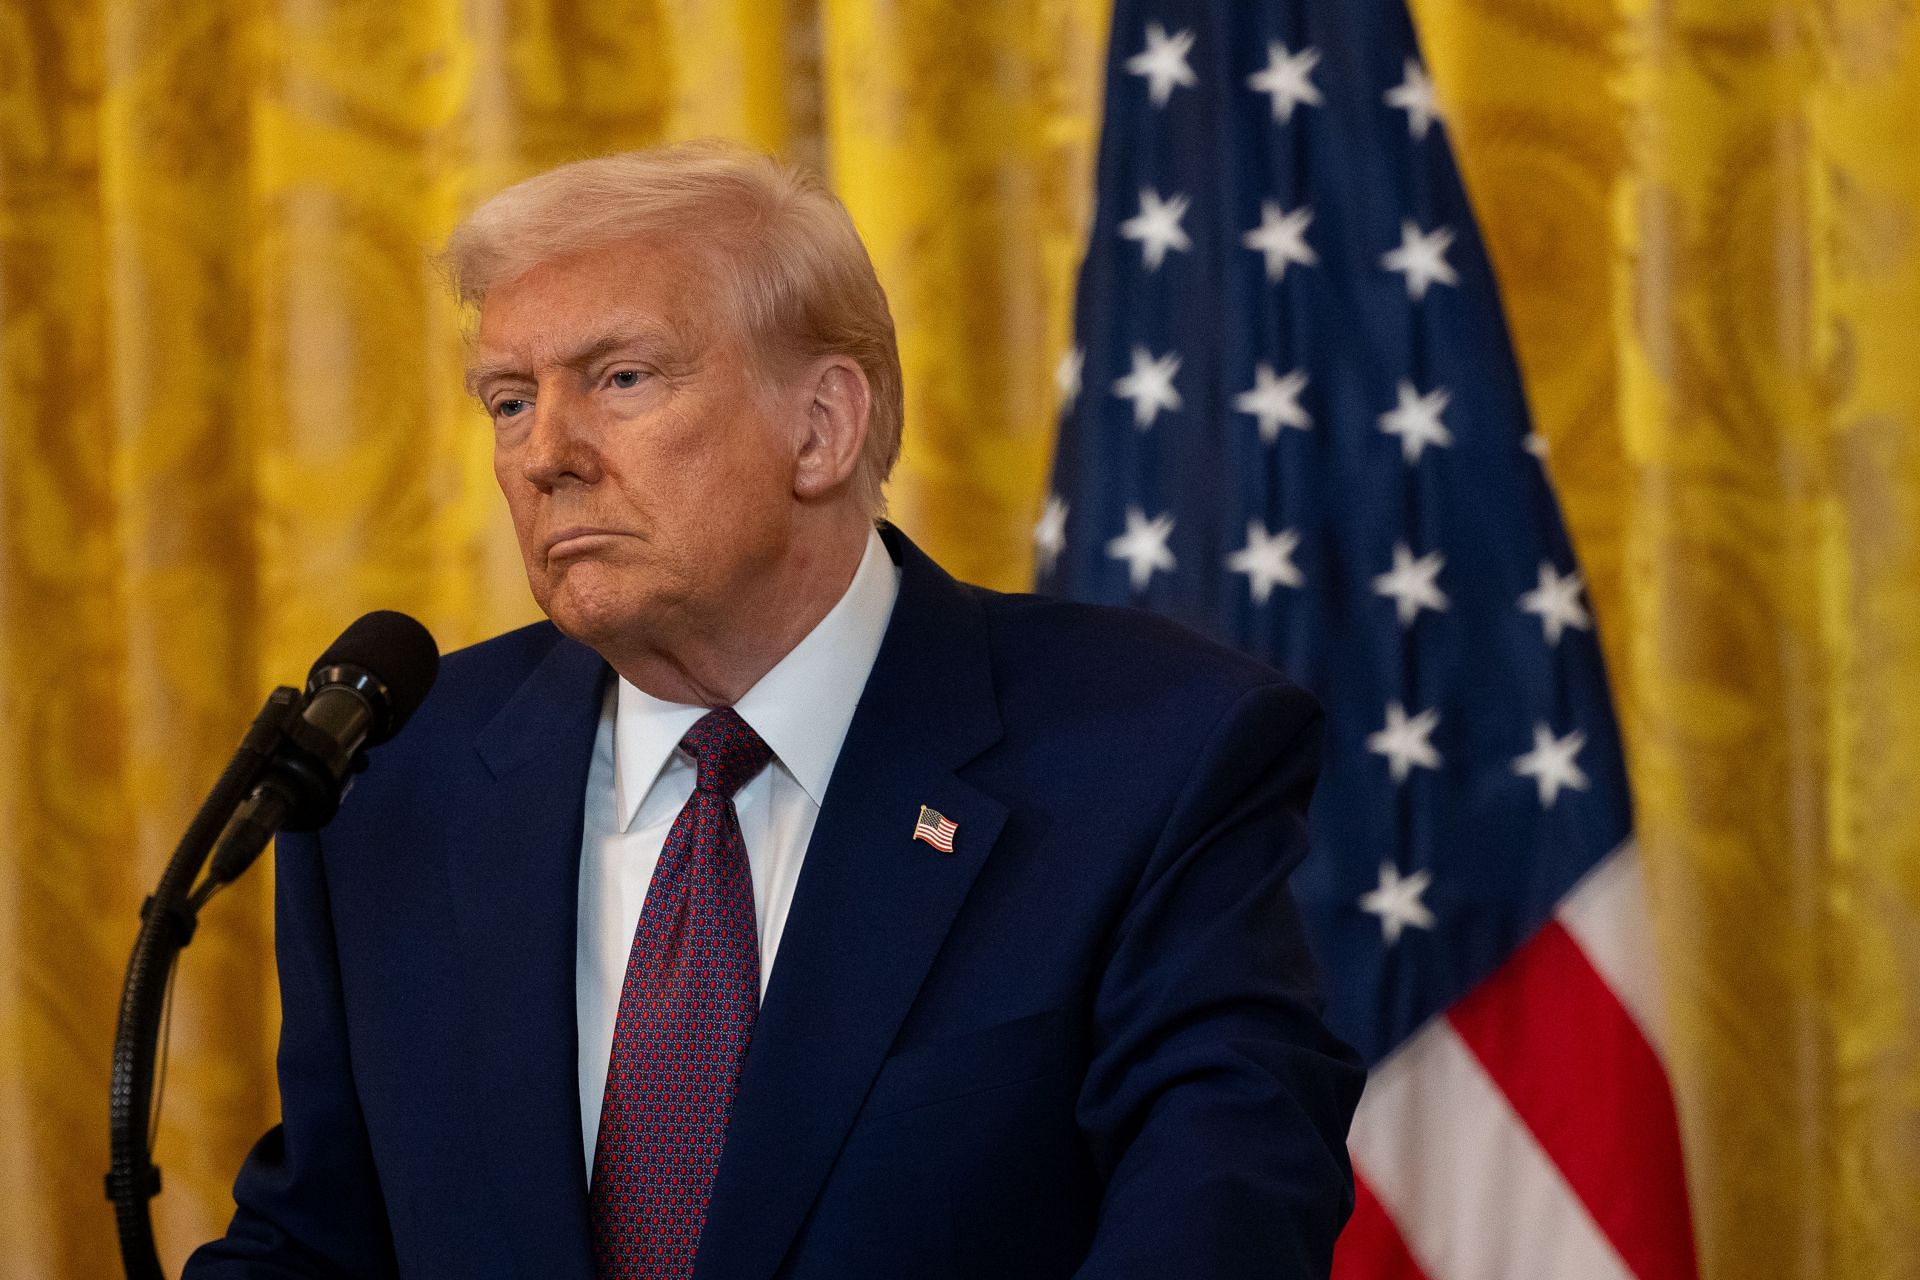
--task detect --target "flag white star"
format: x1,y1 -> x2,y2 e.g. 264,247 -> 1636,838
1523,432 -> 1550,459
1112,345 -> 1183,429
1367,700 -> 1443,784
1381,220 -> 1460,301
1106,506 -> 1177,592
1519,562 -> 1593,646
1378,380 -> 1454,463
1234,364 -> 1312,443
1373,542 -> 1449,627
1034,494 -> 1069,578
1358,862 -> 1437,946
1126,23 -> 1198,108
1247,42 -> 1323,122
1384,58 -> 1441,139
1055,346 -> 1085,413
1225,522 -> 1304,604
1513,722 -> 1590,808
1242,201 -> 1318,283
1119,188 -> 1193,271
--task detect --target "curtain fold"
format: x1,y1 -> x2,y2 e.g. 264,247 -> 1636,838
1,1 -> 1915,1276
820,0 -> 1109,588
1410,2 -> 1920,1277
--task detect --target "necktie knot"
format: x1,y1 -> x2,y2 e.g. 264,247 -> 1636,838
680,707 -> 772,799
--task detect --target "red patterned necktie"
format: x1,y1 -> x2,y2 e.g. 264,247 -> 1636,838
591,707 -> 771,1279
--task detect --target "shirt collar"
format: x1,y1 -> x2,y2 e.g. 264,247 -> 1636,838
612,527 -> 901,829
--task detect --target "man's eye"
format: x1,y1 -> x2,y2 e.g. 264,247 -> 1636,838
495,399 -> 529,418
610,370 -> 642,389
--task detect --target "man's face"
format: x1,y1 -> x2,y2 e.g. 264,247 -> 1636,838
469,239 -> 804,653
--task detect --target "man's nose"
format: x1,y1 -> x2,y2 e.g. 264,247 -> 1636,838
520,385 -> 602,491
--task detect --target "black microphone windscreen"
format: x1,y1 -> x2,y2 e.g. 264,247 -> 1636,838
312,611 -> 440,742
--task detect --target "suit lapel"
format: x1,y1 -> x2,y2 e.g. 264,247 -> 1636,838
697,530 -> 1007,1280
446,632 -> 606,1279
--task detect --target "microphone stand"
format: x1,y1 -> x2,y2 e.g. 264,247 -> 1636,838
106,686 -> 305,1280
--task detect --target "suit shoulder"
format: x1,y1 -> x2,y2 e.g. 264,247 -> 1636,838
438,617 -> 570,678
972,587 -> 1314,727
404,619 -> 577,737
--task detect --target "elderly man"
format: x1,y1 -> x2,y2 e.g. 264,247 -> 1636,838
189,141 -> 1363,1280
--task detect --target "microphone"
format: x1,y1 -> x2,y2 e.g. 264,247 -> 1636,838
201,611 -> 439,891
110,611 -> 439,1277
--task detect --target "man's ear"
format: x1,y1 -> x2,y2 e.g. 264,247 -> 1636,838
792,356 -> 872,501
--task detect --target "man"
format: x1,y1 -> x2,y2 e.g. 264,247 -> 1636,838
189,140 -> 1363,1279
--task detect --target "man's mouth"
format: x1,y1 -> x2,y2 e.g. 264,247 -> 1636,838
546,527 -> 629,559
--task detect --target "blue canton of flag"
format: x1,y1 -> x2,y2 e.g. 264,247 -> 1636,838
1041,0 -> 1631,1078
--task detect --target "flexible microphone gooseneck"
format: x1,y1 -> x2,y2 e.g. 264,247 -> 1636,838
107,613 -> 439,1280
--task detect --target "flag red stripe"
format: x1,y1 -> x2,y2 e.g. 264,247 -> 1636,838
1447,920 -> 1697,1280
1332,1172 -> 1431,1280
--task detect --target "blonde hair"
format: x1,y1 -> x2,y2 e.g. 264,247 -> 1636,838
442,140 -> 904,516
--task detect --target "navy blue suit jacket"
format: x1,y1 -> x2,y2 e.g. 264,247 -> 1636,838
189,527 -> 1363,1279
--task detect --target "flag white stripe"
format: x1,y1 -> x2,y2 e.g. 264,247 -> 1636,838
1350,1019 -> 1635,1280
1554,842 -> 1668,1054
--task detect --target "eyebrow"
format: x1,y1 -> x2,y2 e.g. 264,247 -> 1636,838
464,326 -> 679,396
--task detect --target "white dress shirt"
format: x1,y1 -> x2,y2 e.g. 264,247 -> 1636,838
575,528 -> 901,1173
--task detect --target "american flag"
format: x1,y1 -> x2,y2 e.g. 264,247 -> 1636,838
913,804 -> 959,853
1038,2 -> 1698,1277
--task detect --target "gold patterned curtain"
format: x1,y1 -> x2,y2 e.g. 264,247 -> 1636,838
1410,3 -> 1920,1276
0,1 -> 1915,1277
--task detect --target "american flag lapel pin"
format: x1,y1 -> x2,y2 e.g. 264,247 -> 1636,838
912,804 -> 958,853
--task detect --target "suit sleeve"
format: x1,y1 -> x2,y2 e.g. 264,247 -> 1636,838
1073,681 -> 1366,1279
183,829 -> 400,1279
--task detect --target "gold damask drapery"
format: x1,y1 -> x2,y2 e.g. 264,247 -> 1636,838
0,1 -> 1914,1277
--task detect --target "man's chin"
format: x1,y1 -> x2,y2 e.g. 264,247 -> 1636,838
537,577 -> 653,653
542,598 -> 624,650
